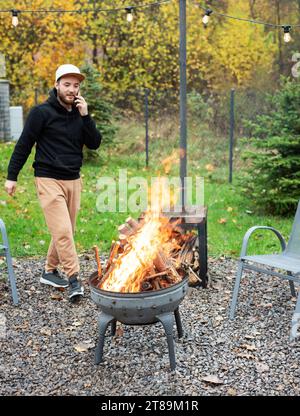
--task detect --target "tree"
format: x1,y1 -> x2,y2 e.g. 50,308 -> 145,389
240,77 -> 300,215
79,63 -> 117,153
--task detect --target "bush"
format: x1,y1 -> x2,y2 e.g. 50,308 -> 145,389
240,77 -> 300,215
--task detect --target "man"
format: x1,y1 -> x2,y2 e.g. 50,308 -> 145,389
4,64 -> 102,302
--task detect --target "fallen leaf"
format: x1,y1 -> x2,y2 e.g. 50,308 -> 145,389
244,335 -> 255,340
227,207 -> 233,212
116,327 -> 124,337
40,328 -> 52,336
39,240 -> 46,245
72,321 -> 83,327
236,352 -> 256,360
227,388 -> 237,396
205,164 -> 215,173
74,341 -> 95,352
218,218 -> 227,224
256,363 -> 269,373
201,375 -> 223,385
240,344 -> 257,351
50,293 -> 63,301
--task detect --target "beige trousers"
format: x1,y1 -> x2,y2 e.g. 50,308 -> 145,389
35,177 -> 82,277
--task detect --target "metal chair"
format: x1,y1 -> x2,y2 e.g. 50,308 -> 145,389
0,218 -> 18,305
229,200 -> 300,341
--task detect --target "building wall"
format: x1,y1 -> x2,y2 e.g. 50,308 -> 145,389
0,80 -> 11,141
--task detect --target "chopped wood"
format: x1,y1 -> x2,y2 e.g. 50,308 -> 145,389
188,267 -> 201,286
144,271 -> 169,280
153,251 -> 169,272
93,245 -> 102,278
118,224 -> 133,237
126,217 -> 140,231
95,212 -> 201,292
152,279 -> 161,291
105,241 -> 121,273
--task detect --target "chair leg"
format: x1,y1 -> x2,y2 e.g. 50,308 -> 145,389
0,219 -> 18,305
288,272 -> 296,298
229,261 -> 244,320
290,289 -> 300,341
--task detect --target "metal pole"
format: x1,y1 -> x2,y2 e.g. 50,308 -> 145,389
229,88 -> 235,183
179,0 -> 187,210
145,88 -> 149,167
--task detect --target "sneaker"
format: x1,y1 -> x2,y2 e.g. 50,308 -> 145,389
40,269 -> 69,288
68,274 -> 84,302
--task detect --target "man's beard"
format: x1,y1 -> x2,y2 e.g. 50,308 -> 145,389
56,88 -> 75,105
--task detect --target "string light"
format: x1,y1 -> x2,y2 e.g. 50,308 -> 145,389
125,6 -> 134,23
202,8 -> 212,25
283,25 -> 292,43
197,3 -> 300,43
11,9 -> 19,27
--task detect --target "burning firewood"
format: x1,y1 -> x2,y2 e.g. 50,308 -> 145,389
93,245 -> 102,279
95,213 -> 201,292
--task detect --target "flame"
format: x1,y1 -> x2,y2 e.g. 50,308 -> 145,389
100,151 -> 184,293
100,213 -> 173,292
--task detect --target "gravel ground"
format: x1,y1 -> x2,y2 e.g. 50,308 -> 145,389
1,254 -> 300,396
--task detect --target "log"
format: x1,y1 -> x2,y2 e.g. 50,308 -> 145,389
105,241 -> 121,273
126,217 -> 140,231
188,266 -> 201,285
153,250 -> 169,272
152,278 -> 161,291
93,245 -> 102,279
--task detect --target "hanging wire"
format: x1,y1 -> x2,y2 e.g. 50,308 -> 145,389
197,3 -> 300,28
0,0 -> 172,14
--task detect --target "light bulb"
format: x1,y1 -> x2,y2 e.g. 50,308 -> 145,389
283,26 -> 292,43
11,10 -> 19,27
202,15 -> 209,25
125,7 -> 134,23
202,9 -> 213,26
284,32 -> 291,43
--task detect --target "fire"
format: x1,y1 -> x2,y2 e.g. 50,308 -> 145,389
98,154 -> 195,293
100,213 -> 174,292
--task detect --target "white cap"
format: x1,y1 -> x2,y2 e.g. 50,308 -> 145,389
55,64 -> 85,82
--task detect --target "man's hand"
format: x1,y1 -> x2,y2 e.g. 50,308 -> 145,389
75,94 -> 88,116
5,180 -> 17,196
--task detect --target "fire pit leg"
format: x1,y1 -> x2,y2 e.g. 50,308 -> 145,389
95,312 -> 115,365
174,308 -> 183,338
156,313 -> 176,371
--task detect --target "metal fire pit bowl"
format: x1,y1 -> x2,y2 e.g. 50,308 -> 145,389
89,271 -> 189,371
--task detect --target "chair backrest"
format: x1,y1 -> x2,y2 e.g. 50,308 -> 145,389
285,200 -> 300,258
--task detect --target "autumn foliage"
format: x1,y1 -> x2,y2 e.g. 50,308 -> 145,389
0,0 -> 298,114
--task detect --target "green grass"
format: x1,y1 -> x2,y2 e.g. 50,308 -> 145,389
0,117 -> 294,259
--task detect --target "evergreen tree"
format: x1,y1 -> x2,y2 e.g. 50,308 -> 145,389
80,63 -> 117,147
241,77 -> 300,215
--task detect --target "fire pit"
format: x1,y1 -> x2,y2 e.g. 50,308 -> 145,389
90,271 -> 188,371
89,195 -> 204,370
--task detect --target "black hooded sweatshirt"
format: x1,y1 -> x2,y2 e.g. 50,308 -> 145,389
7,88 -> 102,181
